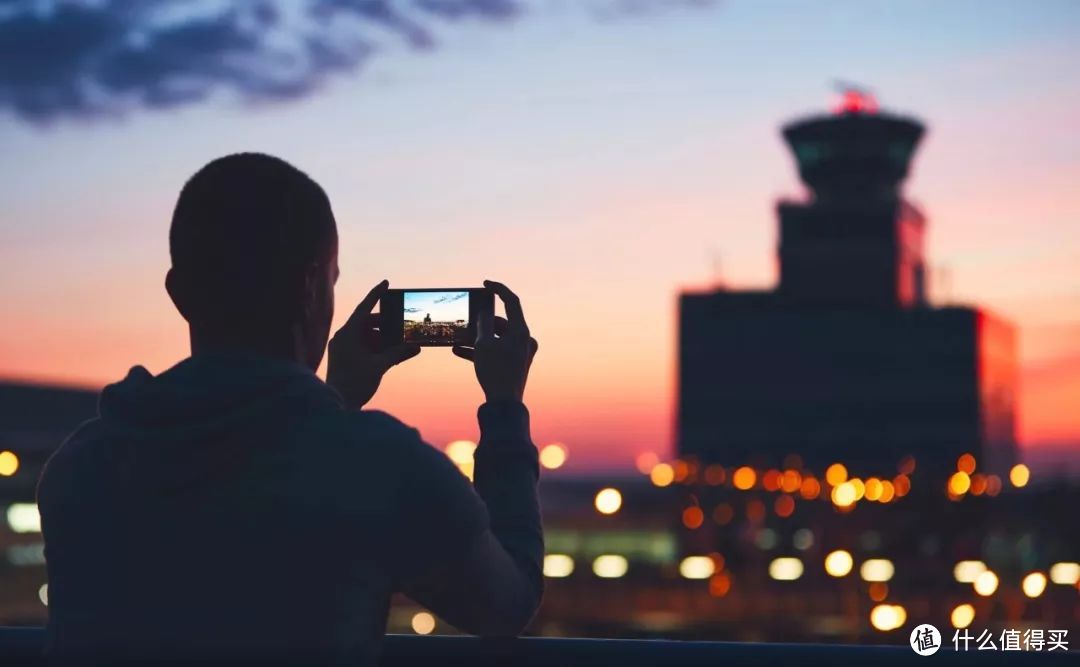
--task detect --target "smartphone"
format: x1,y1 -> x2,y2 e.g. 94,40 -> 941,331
380,288 -> 494,347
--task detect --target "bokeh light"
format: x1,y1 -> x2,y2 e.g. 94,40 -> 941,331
543,554 -> 575,578
768,557 -> 803,581
411,612 -> 436,635
0,451 -> 19,477
1049,562 -> 1080,585
649,463 -> 674,487
594,488 -> 623,515
1022,571 -> 1047,598
860,559 -> 895,582
592,555 -> 628,579
953,560 -> 987,583
539,443 -> 567,470
951,603 -> 975,629
1009,463 -> 1030,488
824,550 -> 854,577
869,604 -> 906,631
732,466 -> 756,490
973,570 -> 999,596
825,463 -> 847,486
679,556 -> 716,580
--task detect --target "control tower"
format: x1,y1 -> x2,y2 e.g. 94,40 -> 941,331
678,92 -> 1018,477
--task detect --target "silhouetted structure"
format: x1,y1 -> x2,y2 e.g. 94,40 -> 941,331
679,95 -> 1018,476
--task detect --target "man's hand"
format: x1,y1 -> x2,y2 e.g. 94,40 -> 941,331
327,280 -> 421,409
452,280 -> 538,403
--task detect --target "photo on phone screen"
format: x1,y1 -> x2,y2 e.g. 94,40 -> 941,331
380,287 -> 493,348
403,290 -> 469,345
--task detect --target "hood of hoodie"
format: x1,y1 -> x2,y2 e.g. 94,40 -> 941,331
91,352 -> 343,494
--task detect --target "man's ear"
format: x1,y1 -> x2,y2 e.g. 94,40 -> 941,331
165,268 -> 193,323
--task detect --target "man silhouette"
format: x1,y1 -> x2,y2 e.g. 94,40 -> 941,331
37,153 -> 543,664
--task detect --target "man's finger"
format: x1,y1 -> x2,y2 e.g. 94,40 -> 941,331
381,343 -> 421,368
452,346 -> 475,362
345,279 -> 389,329
484,280 -> 526,330
493,316 -> 508,337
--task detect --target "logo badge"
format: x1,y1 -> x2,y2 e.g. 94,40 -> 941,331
910,624 -> 942,656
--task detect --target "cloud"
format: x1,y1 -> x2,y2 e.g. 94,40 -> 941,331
434,292 -> 467,303
0,0 -> 714,124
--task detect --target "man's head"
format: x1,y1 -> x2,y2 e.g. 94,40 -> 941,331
166,153 -> 339,370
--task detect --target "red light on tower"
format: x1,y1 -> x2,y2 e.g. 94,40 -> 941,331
832,87 -> 878,115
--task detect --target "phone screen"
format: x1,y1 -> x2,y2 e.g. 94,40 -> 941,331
403,290 -> 470,345
380,288 -> 492,347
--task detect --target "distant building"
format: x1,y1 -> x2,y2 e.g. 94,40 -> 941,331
678,95 -> 1018,476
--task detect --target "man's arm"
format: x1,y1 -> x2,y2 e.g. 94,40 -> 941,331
397,400 -> 543,636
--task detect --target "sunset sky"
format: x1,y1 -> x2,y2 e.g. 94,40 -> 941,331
1,1 -> 1077,473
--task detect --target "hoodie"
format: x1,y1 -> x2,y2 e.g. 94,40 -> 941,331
37,352 -> 542,665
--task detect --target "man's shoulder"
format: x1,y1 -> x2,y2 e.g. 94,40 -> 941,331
303,408 -> 442,463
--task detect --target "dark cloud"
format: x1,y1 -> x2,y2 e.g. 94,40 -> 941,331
0,0 -> 714,124
434,292 -> 467,303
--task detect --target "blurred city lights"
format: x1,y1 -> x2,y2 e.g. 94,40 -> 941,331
732,466 -> 756,490
825,463 -> 847,486
799,476 -> 821,500
411,612 -> 435,635
0,451 -> 18,477
679,556 -> 716,580
543,554 -> 575,578
948,471 -> 971,495
539,443 -> 567,470
712,503 -> 734,525
860,559 -> 895,582
848,478 -> 866,500
1022,571 -> 1048,598
864,477 -> 883,501
878,480 -> 895,503
953,560 -> 987,583
703,465 -> 726,486
957,453 -> 976,474
6,503 -> 40,533
635,451 -> 659,475
592,555 -> 628,579
594,488 -> 623,515
951,603 -> 975,629
824,550 -> 854,577
649,463 -> 675,487
831,482 -> 857,508
869,604 -> 906,632
1049,562 -> 1080,585
893,474 -> 911,497
708,572 -> 731,598
1009,463 -> 1030,488
792,528 -> 814,551
780,470 -> 802,494
774,495 -> 795,518
682,506 -> 705,529
973,570 -> 999,596
868,582 -> 888,602
768,557 -> 803,581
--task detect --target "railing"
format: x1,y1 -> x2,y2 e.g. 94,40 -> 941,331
0,627 -> 1071,665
